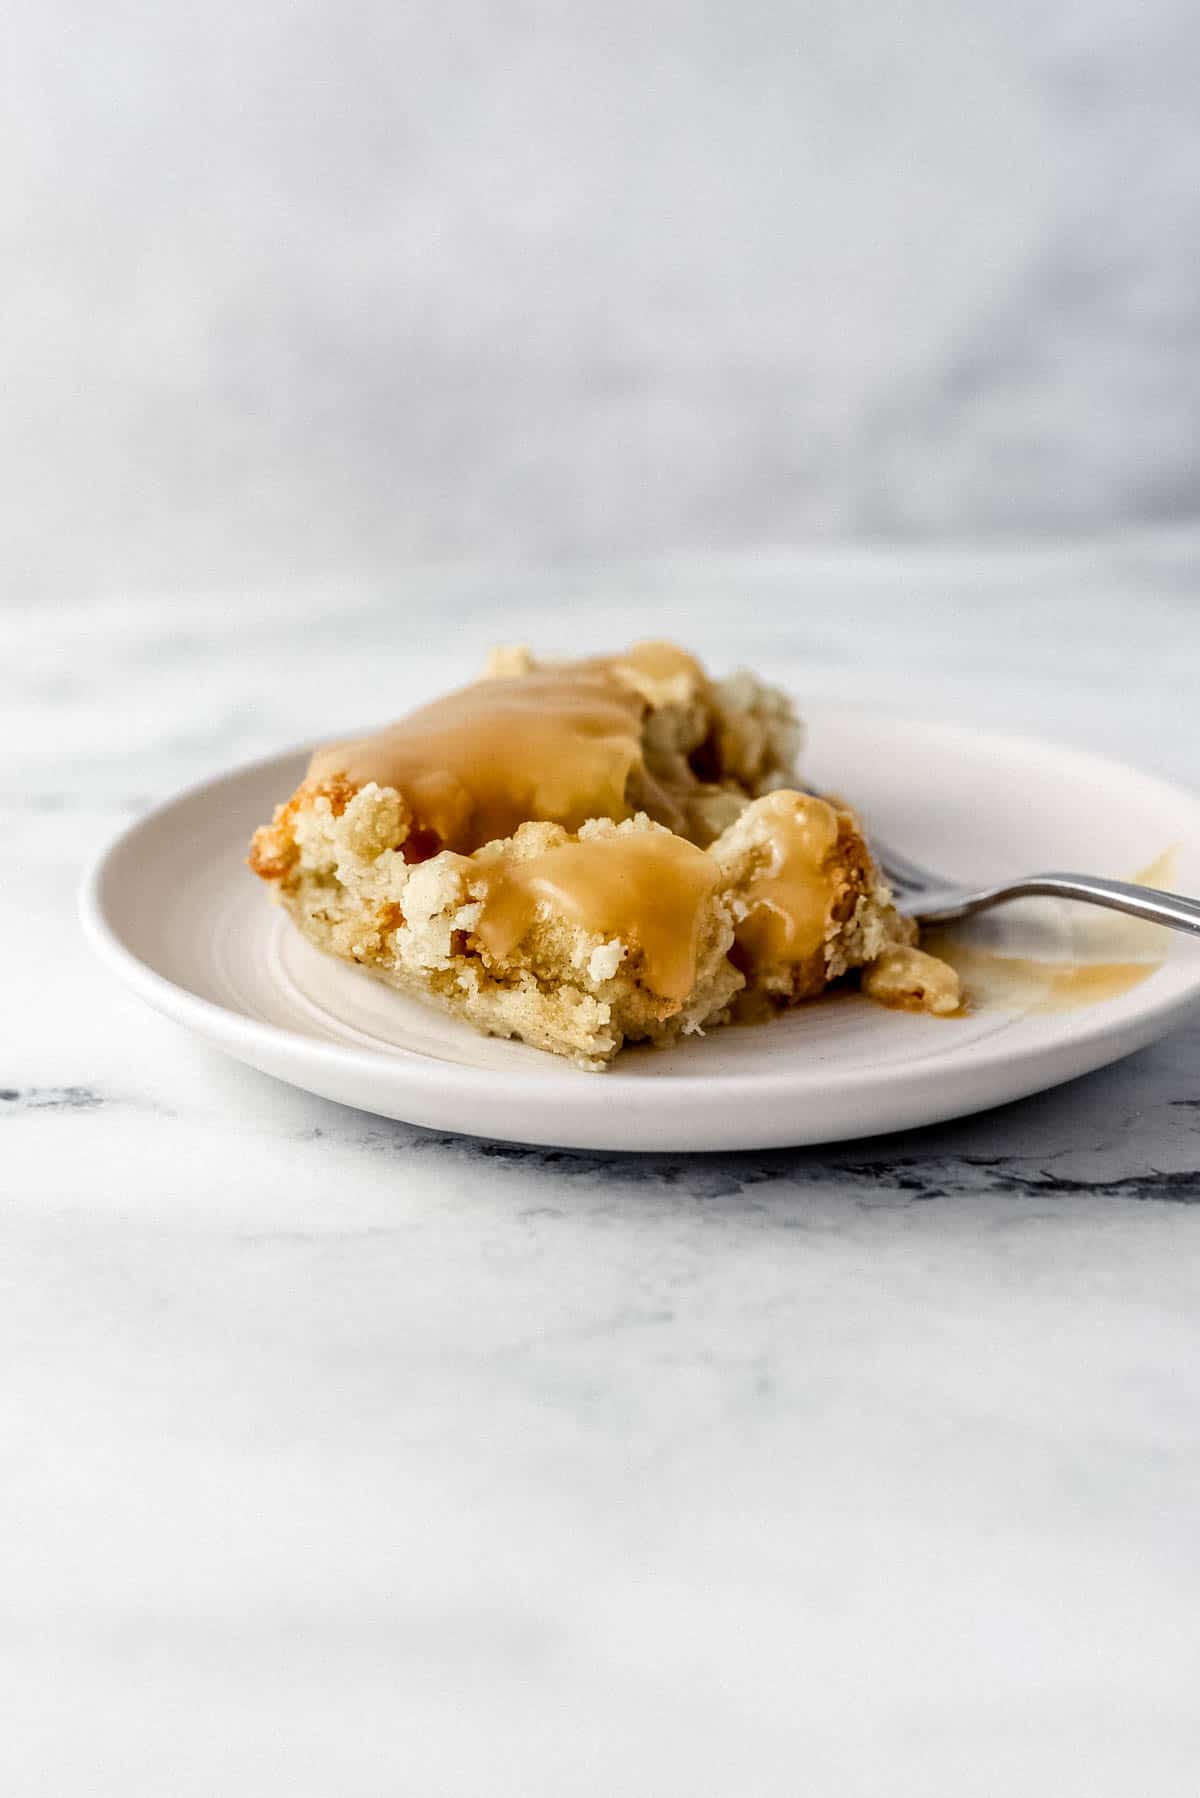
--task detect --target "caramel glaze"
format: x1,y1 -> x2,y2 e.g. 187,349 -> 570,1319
307,643 -> 704,858
923,938 -> 1158,1014
475,832 -> 720,1003
1133,846 -> 1178,890
915,846 -> 1176,1016
733,795 -> 841,966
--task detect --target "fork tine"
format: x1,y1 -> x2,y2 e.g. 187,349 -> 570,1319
867,835 -> 945,897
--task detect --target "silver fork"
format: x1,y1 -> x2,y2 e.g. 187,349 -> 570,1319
869,834 -> 1200,939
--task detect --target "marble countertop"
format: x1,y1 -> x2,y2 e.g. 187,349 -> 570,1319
6,536 -> 1200,1795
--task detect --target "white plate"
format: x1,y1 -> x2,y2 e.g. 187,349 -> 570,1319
80,707 -> 1200,1152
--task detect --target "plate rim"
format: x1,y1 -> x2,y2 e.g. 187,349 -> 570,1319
79,710 -> 1200,1130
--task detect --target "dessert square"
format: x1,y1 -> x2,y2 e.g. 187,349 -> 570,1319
249,642 -> 958,1067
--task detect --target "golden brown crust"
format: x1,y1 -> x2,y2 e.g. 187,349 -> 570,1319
248,776 -> 362,882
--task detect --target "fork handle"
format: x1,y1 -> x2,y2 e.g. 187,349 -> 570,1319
906,874 -> 1200,938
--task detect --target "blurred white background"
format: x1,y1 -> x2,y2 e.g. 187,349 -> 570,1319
7,0 -> 1199,605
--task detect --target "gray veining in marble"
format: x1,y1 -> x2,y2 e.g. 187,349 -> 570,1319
4,541 -> 1200,1795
